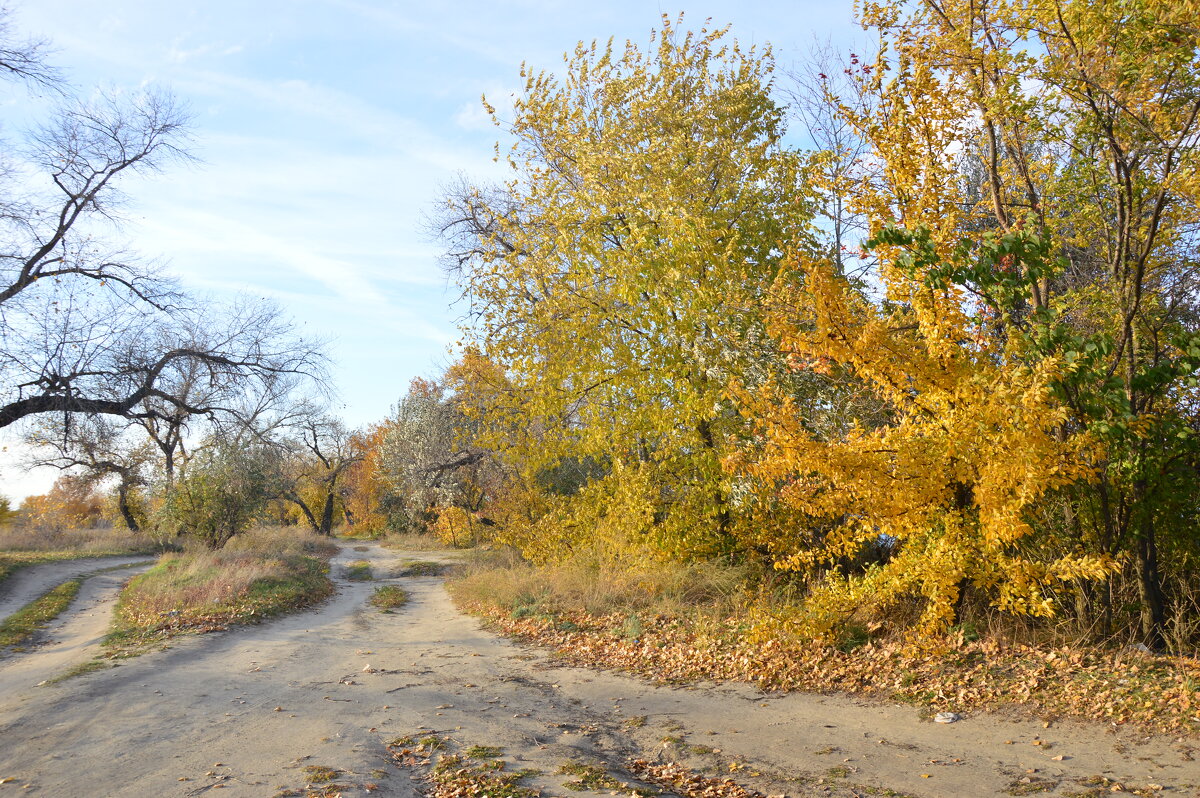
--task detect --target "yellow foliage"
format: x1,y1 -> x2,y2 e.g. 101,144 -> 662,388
735,254 -> 1112,636
449,16 -> 813,561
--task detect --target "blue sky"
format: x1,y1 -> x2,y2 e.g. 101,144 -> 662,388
0,1 -> 863,499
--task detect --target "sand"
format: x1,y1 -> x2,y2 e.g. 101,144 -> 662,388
0,542 -> 1193,797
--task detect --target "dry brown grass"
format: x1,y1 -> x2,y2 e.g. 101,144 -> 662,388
0,524 -> 154,554
378,531 -> 450,551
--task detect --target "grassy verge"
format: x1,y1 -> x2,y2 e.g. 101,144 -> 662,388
105,527 -> 337,657
0,578 -> 83,650
449,554 -> 1200,737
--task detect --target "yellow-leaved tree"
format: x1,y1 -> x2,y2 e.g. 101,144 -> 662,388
734,228 -> 1110,638
437,16 -> 813,562
736,0 -> 1200,643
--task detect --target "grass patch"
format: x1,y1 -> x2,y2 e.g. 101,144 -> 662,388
400,559 -> 451,577
387,735 -> 537,798
557,762 -> 622,792
464,745 -> 503,759
0,578 -> 82,649
369,585 -> 409,611
43,659 -> 109,684
430,754 -> 537,798
345,560 -> 373,581
105,527 -> 336,657
302,765 -> 342,784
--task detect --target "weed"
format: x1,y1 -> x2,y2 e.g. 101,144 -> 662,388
623,715 -> 647,729
302,765 -> 341,784
836,624 -> 871,653
432,754 -> 463,773
951,621 -> 980,643
826,766 -> 851,779
419,736 -> 446,751
401,559 -> 450,577
1004,776 -> 1059,795
369,585 -> 409,611
428,754 -> 536,798
464,745 -> 503,759
622,613 -> 643,641
660,735 -> 683,745
43,659 -> 108,684
0,578 -> 82,649
558,762 -> 622,792
346,560 -> 373,581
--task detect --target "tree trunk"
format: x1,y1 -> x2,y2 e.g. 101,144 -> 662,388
1134,491 -> 1167,649
319,491 -> 336,536
116,483 -> 140,532
288,493 -> 320,534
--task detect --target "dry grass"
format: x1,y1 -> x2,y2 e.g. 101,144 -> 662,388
447,547 -> 755,621
0,525 -> 159,587
107,526 -> 337,654
378,531 -> 450,551
0,524 -> 154,554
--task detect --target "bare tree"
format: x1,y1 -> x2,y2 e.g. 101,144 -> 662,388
0,4 -> 62,93
783,40 -> 873,279
0,13 -> 325,431
24,414 -> 152,531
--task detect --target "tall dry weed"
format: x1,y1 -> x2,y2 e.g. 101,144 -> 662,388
0,524 -> 153,554
449,547 -> 758,620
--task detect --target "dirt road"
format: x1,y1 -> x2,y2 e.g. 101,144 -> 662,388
0,543 -> 1195,797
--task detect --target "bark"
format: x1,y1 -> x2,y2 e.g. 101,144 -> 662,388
116,483 -> 140,532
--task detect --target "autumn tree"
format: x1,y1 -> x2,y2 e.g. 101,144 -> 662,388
739,0 -> 1200,645
157,437 -> 279,549
19,473 -> 105,532
340,422 -> 400,535
379,376 -> 498,541
438,16 -> 813,561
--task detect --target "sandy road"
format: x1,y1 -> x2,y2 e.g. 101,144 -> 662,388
0,556 -> 153,623
0,542 -> 1194,797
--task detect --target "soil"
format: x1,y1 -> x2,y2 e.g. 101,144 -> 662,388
0,542 -> 1195,797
